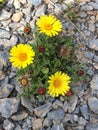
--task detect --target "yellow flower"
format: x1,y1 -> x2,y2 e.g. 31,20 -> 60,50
36,15 -> 62,37
48,71 -> 71,97
0,0 -> 3,2
9,44 -> 35,69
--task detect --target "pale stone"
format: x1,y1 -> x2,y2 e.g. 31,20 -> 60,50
12,12 -> 23,22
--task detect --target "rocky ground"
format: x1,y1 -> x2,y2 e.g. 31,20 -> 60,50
0,0 -> 98,130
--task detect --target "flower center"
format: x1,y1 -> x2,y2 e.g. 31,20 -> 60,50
21,79 -> 28,86
19,53 -> 27,61
44,24 -> 53,30
54,79 -> 61,88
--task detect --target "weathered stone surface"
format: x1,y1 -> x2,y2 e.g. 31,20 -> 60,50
68,95 -> 78,113
0,71 -> 5,81
90,75 -> 98,91
11,111 -> 28,121
21,97 -> 33,112
0,98 -> 20,118
86,124 -> 98,130
35,4 -> 46,17
0,10 -> 12,20
12,12 -> 23,22
51,123 -> 64,130
0,28 -> 11,39
89,2 -> 98,9
32,0 -> 42,6
47,108 -> 65,120
80,104 -> 89,120
34,103 -> 52,117
88,39 -> 98,51
0,84 -> 14,98
32,118 -> 43,130
3,119 -> 15,130
88,97 -> 98,114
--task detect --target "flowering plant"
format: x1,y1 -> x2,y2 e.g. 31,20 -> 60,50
9,15 -> 85,100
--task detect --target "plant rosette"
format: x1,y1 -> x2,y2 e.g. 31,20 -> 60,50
9,14 -> 86,100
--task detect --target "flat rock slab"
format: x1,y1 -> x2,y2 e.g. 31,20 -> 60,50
0,98 -> 20,118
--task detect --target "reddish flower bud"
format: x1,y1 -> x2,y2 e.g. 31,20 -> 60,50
66,89 -> 72,96
77,69 -> 84,76
38,46 -> 45,52
24,26 -> 31,34
37,87 -> 46,95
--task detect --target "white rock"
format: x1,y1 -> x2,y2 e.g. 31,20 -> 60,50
32,0 -> 42,6
90,75 -> 98,91
12,12 -> 23,22
14,0 -> 21,9
0,10 -> 12,20
19,0 -> 26,4
35,4 -> 46,17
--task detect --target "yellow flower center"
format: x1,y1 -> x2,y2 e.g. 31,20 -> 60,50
44,24 -> 53,30
54,79 -> 61,88
19,53 -> 27,61
21,79 -> 28,86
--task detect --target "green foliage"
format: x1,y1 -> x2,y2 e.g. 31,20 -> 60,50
17,31 -> 86,99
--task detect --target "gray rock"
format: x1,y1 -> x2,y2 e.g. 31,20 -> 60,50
52,99 -> 63,109
88,39 -> 98,51
0,39 -> 11,48
35,4 -> 46,17
89,22 -> 95,31
78,117 -> 87,125
22,122 -> 28,129
34,103 -> 52,117
62,101 -> 68,112
80,104 -> 89,120
26,119 -> 32,127
43,118 -> 52,127
51,123 -> 64,130
0,98 -> 20,118
80,12 -> 87,18
19,0 -> 26,4
0,10 -> 12,20
32,118 -> 43,130
3,119 -> 15,130
1,19 -> 11,27
86,66 -> 95,76
51,0 -> 58,3
89,2 -> 98,9
86,124 -> 98,130
85,52 -> 94,60
15,124 -> 22,130
0,28 -> 11,39
93,56 -> 98,63
21,97 -> 33,112
32,0 -> 42,6
68,95 -> 78,113
81,5 -> 93,11
90,75 -> 98,91
54,4 -> 63,15
0,84 -> 14,98
0,70 -> 5,81
6,0 -> 14,8
11,111 -> 28,121
63,114 -> 73,123
10,35 -> 18,47
47,108 -> 65,121
88,97 -> 98,114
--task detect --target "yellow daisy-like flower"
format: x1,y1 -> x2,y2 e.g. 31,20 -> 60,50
9,44 -> 35,69
36,15 -> 62,37
48,71 -> 71,97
